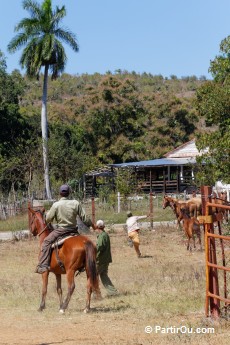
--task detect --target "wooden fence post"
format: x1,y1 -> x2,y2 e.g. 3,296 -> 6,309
91,197 -> 95,224
117,192 -> 121,213
149,192 -> 153,229
201,185 -> 220,318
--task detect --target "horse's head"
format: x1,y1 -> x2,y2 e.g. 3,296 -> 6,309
28,206 -> 46,236
162,195 -> 172,209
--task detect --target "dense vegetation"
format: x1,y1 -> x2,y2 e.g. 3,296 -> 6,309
20,71 -> 204,161
195,36 -> 230,186
0,52 -> 207,198
1,33 -> 230,198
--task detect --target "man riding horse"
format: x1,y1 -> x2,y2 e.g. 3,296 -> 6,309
35,184 -> 93,274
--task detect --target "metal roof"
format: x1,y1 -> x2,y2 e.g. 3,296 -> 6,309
110,157 -> 196,168
164,139 -> 209,158
85,166 -> 113,177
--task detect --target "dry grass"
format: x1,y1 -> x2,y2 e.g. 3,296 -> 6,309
0,196 -> 174,233
0,213 -> 28,232
0,225 -> 229,345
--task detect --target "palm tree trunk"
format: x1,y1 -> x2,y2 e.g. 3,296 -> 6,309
41,64 -> 52,199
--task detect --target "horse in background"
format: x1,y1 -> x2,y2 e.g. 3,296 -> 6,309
162,195 -> 184,229
177,207 -> 202,251
212,191 -> 229,223
162,195 -> 201,229
167,201 -> 202,251
28,206 -> 99,313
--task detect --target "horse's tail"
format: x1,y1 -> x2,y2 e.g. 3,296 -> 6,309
84,241 -> 99,291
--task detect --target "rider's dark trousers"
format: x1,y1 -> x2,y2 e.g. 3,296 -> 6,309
38,227 -> 77,269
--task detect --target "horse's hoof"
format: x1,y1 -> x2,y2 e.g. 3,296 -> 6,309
59,309 -> 65,314
38,306 -> 45,312
83,308 -> 90,313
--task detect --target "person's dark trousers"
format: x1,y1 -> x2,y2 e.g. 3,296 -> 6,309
97,263 -> 118,296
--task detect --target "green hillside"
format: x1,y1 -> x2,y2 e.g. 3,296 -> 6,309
0,63 -> 209,197
20,72 -> 205,161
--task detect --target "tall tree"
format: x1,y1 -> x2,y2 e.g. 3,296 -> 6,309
8,0 -> 79,199
195,36 -> 230,185
0,51 -> 34,195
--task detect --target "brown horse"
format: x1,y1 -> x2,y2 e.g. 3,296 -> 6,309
162,195 -> 202,228
162,195 -> 184,229
162,195 -> 198,228
28,206 -> 99,313
166,201 -> 201,251
177,207 -> 201,251
212,191 -> 229,223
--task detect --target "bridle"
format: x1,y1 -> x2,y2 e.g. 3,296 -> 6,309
29,209 -> 49,237
162,197 -> 172,209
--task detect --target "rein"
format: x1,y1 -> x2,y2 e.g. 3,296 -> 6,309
38,223 -> 50,237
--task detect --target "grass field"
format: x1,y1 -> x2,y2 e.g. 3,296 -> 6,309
0,223 -> 229,345
0,195 -> 174,233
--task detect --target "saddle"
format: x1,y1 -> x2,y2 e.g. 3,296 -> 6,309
51,232 -> 79,248
51,232 -> 79,272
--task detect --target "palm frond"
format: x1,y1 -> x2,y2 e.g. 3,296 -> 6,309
51,5 -> 66,27
55,28 -> 79,52
8,33 -> 30,53
20,42 -> 42,78
22,0 -> 41,19
15,18 -> 40,32
50,41 -> 67,79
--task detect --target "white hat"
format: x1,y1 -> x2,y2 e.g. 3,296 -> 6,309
96,220 -> 105,229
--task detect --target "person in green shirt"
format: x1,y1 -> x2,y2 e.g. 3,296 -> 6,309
95,219 -> 118,297
35,184 -> 93,274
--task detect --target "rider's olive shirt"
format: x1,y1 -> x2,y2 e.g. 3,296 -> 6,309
46,197 -> 88,229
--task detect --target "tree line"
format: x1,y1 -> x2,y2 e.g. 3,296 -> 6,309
0,55 -> 206,198
0,0 -> 229,200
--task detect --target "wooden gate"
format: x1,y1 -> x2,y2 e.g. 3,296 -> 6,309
198,186 -> 230,319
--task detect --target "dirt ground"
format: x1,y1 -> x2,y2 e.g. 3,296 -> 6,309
0,225 -> 229,345
0,308 -> 155,345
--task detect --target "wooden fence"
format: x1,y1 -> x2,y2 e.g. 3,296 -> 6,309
198,186 -> 230,319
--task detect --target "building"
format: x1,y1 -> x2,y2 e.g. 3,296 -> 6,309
84,139 -> 205,196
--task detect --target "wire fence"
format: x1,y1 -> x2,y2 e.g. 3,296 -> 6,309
0,193 -> 176,226
82,193 -> 175,226
0,201 -> 28,220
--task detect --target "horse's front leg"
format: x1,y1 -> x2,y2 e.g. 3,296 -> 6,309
84,274 -> 93,313
177,219 -> 182,231
186,235 -> 191,251
193,234 -> 196,249
38,271 -> 49,312
187,239 -> 190,251
198,234 -> 202,250
197,229 -> 202,251
176,219 -> 180,230
55,274 -> 63,310
59,270 -> 75,313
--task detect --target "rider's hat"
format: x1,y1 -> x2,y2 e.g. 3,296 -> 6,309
59,184 -> 70,194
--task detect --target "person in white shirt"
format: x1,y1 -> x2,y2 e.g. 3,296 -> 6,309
126,211 -> 148,257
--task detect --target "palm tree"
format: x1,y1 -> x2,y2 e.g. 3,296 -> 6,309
8,0 -> 79,199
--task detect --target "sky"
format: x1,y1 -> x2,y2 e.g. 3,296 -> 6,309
1,0 -> 230,78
